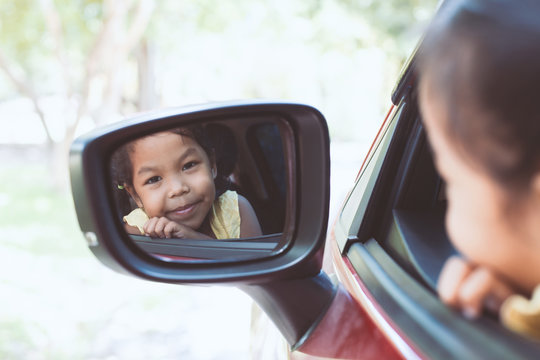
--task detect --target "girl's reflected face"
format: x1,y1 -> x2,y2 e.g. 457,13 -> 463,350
127,132 -> 216,231
419,79 -> 539,292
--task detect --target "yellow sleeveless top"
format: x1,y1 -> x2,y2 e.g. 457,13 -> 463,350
210,190 -> 240,239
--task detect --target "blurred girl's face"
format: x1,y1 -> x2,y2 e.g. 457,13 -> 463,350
126,132 -> 216,231
419,79 -> 540,293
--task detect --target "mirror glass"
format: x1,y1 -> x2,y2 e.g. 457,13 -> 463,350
109,115 -> 293,263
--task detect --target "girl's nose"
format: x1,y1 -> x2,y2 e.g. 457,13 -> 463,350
167,177 -> 189,198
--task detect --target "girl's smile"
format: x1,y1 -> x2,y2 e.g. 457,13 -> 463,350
166,201 -> 201,221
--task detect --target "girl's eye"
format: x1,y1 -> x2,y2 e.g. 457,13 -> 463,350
182,161 -> 198,171
145,176 -> 161,185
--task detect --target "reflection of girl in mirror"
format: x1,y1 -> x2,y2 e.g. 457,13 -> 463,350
111,126 -> 262,240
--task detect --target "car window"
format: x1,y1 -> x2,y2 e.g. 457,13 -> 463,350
385,126 -> 456,289
249,123 -> 286,198
244,122 -> 287,234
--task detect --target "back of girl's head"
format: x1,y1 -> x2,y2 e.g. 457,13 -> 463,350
418,0 -> 540,189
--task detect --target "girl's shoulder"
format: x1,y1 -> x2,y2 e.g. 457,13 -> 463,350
223,191 -> 253,214
211,190 -> 241,239
217,190 -> 255,213
216,190 -> 239,209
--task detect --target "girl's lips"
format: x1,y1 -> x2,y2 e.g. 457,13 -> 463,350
168,202 -> 199,218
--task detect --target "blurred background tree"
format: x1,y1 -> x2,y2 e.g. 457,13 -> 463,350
0,0 -> 155,188
1,0 -> 437,189
0,0 -> 437,190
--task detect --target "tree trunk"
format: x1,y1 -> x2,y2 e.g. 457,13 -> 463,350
137,39 -> 159,111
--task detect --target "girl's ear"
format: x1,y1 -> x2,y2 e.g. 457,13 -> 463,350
534,173 -> 540,194
210,154 -> 217,180
211,163 -> 217,180
210,149 -> 217,180
125,185 -> 143,208
529,170 -> 540,211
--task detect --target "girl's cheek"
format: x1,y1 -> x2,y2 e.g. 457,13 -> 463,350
445,207 -> 471,261
197,171 -> 216,189
144,206 -> 163,219
139,190 -> 161,216
445,190 -> 469,250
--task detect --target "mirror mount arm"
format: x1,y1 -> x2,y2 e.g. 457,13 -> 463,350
240,271 -> 337,349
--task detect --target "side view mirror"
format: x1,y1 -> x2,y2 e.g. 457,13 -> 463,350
70,101 -> 330,283
70,101 -> 338,351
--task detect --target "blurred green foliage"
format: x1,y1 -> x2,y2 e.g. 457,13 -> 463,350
0,0 -> 102,92
0,165 -> 85,256
338,0 -> 438,54
0,0 -> 438,99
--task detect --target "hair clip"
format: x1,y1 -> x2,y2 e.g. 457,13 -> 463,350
117,185 -> 125,190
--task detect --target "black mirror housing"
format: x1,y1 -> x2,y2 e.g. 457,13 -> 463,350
70,101 -> 330,284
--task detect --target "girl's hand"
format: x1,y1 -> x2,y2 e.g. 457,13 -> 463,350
144,217 -> 212,240
437,256 -> 515,319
